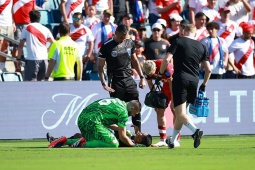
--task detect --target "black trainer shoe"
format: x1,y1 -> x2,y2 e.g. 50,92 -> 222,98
168,142 -> 174,149
191,129 -> 203,148
46,132 -> 56,143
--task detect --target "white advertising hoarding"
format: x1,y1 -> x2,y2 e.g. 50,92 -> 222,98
0,80 -> 254,139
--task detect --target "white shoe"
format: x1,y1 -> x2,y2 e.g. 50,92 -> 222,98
174,140 -> 181,147
151,141 -> 168,147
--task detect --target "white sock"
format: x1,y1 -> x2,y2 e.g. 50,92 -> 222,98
170,129 -> 180,143
0,62 -> 5,70
185,122 -> 197,133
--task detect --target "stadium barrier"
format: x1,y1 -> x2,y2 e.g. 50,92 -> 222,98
0,80 -> 254,139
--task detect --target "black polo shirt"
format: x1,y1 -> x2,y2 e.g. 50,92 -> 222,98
99,38 -> 136,78
167,36 -> 209,81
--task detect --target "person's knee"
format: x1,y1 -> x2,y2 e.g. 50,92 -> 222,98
111,142 -> 119,148
110,139 -> 119,148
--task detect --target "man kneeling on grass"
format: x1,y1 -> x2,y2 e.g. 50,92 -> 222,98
47,98 -> 152,148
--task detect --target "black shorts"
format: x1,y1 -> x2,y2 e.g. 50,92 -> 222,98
109,76 -> 139,102
172,78 -> 198,107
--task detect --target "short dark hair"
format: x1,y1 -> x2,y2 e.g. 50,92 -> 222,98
73,12 -> 83,18
195,12 -> 209,23
58,22 -> 70,36
29,10 -> 41,23
206,22 -> 220,30
116,24 -> 129,35
140,134 -> 152,147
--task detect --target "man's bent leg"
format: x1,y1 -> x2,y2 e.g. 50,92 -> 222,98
86,139 -> 119,148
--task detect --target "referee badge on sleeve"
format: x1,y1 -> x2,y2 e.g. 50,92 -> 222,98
127,48 -> 131,56
111,51 -> 118,57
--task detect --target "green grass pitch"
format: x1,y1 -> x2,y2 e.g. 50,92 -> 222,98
0,135 -> 254,170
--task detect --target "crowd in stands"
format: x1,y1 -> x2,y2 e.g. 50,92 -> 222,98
0,0 -> 254,81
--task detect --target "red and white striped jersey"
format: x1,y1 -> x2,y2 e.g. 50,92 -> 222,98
91,21 -> 117,53
83,16 -> 100,29
201,7 -> 220,22
201,37 -> 228,74
189,0 -> 207,14
92,0 -> 108,12
228,38 -> 255,76
195,26 -> 209,42
63,0 -> 85,23
0,0 -> 13,26
19,23 -> 54,60
13,0 -> 35,24
70,24 -> 94,57
215,19 -> 241,47
166,27 -> 179,36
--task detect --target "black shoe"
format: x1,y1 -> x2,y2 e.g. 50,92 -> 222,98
46,132 -> 56,143
168,142 -> 174,149
191,129 -> 203,148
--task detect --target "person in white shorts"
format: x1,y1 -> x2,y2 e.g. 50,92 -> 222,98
0,0 -> 16,72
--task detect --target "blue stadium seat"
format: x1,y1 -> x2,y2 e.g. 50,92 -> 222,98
38,10 -> 54,25
51,9 -> 62,23
84,70 -> 100,81
0,72 -> 23,81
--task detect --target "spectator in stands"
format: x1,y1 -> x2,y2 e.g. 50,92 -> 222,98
122,13 -> 140,41
136,23 -> 148,42
83,4 -> 100,29
91,9 -> 116,72
201,0 -> 220,22
132,41 -> 146,80
156,18 -> 169,39
60,0 -> 86,24
144,23 -> 170,60
91,0 -> 113,19
69,12 -> 94,80
97,24 -> 146,136
194,12 -> 209,42
45,22 -> 82,81
126,0 -> 146,23
113,0 -> 127,24
201,22 -> 229,79
189,0 -> 207,24
156,0 -> 182,27
249,0 -> 255,20
135,41 -> 146,63
228,22 -> 255,78
16,10 -> 55,81
12,0 -> 36,72
168,19 -> 190,45
180,0 -> 190,21
166,13 -> 183,36
215,7 -> 241,79
148,0 -> 160,24
225,0 -> 251,24
0,0 -> 16,72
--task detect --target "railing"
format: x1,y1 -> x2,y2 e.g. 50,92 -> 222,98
0,33 -> 25,66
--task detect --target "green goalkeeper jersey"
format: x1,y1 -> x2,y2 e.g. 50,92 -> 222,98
78,98 -> 128,128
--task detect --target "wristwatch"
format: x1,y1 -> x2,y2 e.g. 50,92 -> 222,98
140,75 -> 145,79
